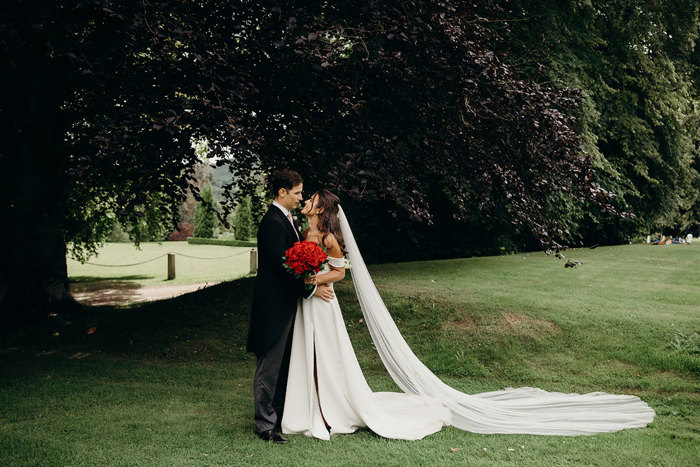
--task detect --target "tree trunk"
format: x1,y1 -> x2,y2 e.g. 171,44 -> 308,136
0,47 -> 76,327
1,149 -> 74,326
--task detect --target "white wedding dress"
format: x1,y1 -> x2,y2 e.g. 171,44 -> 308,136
281,207 -> 654,440
281,255 -> 451,440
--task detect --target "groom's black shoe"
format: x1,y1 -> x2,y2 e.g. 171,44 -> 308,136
257,429 -> 289,444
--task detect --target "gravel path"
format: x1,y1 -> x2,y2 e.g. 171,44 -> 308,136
71,282 -> 221,306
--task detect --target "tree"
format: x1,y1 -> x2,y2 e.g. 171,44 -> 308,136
194,185 -> 216,238
214,0 -> 618,261
1,1 -> 258,323
234,196 -> 256,241
168,161 -> 213,241
1,0 -> 620,324
491,0 -> 700,243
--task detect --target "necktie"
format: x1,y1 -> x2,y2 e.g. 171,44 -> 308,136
287,212 -> 299,239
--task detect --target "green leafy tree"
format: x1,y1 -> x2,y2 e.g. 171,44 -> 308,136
1,1 -> 221,322
193,186 -> 216,239
492,0 -> 700,243
233,196 -> 256,241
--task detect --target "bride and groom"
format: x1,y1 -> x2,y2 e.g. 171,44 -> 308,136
247,169 -> 655,443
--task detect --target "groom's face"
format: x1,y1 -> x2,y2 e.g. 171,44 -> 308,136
279,183 -> 304,211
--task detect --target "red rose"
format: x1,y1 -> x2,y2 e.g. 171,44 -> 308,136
283,240 -> 331,289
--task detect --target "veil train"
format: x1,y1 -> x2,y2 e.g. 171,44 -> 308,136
337,205 -> 654,435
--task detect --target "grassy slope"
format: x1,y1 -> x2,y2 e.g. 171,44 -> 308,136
1,244 -> 698,466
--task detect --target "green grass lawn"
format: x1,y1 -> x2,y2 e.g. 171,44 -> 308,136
67,242 -> 254,288
2,244 -> 698,466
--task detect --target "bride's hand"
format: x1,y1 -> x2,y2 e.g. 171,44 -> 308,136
313,284 -> 334,302
305,275 -> 318,285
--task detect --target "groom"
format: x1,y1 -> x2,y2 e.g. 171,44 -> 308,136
247,169 -> 334,444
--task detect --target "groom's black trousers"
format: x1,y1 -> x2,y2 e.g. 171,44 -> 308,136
253,314 -> 295,433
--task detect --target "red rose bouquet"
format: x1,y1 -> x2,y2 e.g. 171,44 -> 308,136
283,240 -> 328,290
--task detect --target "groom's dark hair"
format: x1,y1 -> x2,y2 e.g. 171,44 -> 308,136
270,169 -> 303,197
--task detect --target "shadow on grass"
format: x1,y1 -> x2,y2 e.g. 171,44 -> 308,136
70,275 -> 155,283
69,277 -> 157,306
0,279 -> 257,362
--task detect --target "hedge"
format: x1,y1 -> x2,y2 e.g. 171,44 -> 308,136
187,237 -> 257,247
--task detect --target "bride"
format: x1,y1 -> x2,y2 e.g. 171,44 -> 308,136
281,189 -> 655,440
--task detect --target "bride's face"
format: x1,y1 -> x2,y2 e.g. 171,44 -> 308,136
301,194 -> 319,217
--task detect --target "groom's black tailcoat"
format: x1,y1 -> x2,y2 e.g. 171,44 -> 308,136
247,205 -> 311,357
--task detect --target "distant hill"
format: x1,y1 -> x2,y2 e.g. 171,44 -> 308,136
210,164 -> 233,202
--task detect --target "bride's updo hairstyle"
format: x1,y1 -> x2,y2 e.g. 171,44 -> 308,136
314,189 -> 347,255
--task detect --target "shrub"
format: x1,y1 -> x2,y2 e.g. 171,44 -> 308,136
106,221 -> 131,243
187,237 -> 257,247
168,222 -> 194,241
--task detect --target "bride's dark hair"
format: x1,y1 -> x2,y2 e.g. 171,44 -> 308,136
314,189 -> 346,254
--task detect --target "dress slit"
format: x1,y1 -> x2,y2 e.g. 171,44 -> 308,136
313,334 -> 331,432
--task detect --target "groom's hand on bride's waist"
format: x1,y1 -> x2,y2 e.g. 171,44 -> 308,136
313,284 -> 334,302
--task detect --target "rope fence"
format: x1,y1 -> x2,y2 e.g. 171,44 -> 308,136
80,249 -> 251,267
74,248 -> 259,279
82,254 -> 169,267
174,250 -> 251,260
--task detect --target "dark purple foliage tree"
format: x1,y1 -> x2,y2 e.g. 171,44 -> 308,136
1,0 -> 613,325
228,1 -> 617,260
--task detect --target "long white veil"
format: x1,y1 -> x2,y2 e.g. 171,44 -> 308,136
337,206 -> 655,435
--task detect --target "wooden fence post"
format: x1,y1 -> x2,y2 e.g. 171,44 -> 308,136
250,248 -> 258,274
167,252 -> 175,280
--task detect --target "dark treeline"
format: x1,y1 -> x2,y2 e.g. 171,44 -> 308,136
491,0 -> 700,247
1,0 -> 697,321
